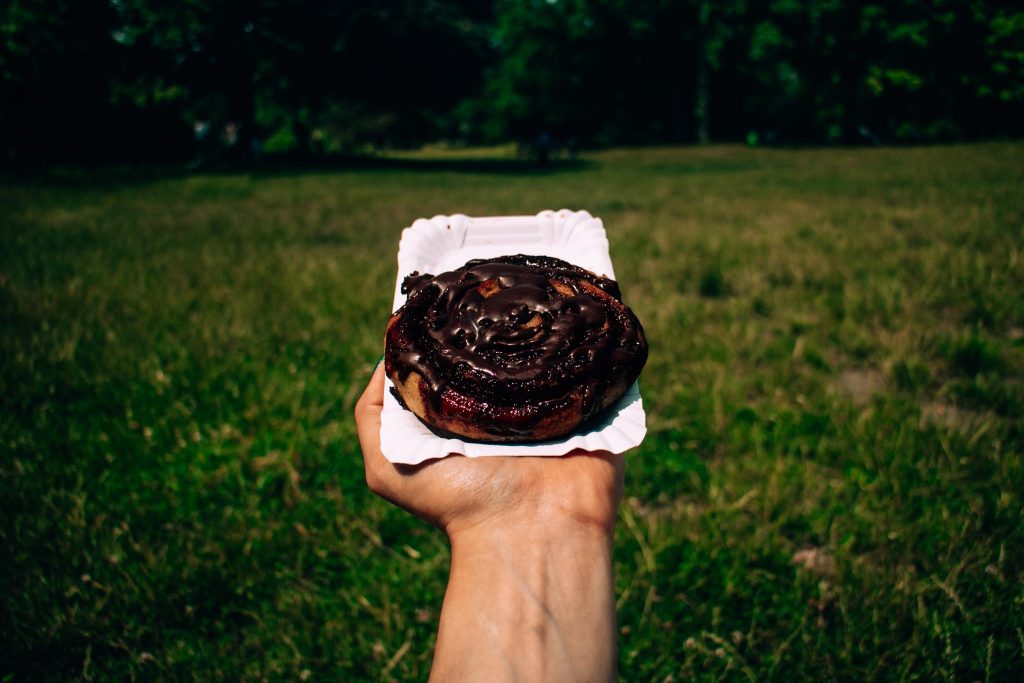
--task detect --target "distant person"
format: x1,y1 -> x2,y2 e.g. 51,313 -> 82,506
311,129 -> 326,157
193,119 -> 213,165
193,119 -> 210,142
223,121 -> 239,148
536,131 -> 552,166
355,361 -> 620,682
567,138 -> 579,160
249,123 -> 263,163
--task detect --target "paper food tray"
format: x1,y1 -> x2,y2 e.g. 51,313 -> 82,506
380,209 -> 647,464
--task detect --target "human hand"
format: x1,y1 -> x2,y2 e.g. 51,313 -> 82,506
354,360 -> 622,682
354,361 -> 625,541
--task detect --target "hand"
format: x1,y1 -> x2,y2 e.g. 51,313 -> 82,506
354,360 -> 623,682
354,361 -> 625,540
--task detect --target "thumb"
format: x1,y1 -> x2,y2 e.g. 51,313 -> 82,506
355,360 -> 386,438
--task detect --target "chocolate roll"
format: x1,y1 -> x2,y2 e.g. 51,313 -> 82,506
385,254 -> 648,443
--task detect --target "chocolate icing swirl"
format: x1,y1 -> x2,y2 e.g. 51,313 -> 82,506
386,254 -> 647,439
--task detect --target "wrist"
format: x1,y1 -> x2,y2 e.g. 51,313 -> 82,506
435,513 -> 618,683
448,510 -> 613,563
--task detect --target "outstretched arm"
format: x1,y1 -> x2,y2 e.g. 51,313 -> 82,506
355,362 -> 621,682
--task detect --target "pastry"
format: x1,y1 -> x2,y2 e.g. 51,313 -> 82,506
385,254 -> 647,442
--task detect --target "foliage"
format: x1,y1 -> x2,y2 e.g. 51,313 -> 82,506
2,0 -> 1023,164
2,143 -> 1023,680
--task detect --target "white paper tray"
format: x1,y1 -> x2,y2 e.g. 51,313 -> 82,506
380,209 -> 647,464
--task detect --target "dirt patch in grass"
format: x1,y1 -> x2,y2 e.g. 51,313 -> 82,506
919,402 -> 986,432
835,368 -> 887,405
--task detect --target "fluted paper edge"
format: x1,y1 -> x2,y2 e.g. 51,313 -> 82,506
381,210 -> 646,464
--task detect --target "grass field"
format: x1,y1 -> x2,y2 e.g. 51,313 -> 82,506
2,144 -> 1023,681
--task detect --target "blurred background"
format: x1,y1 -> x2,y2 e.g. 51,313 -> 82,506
3,0 -> 1023,169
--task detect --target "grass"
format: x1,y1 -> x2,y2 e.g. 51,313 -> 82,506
2,143 -> 1023,681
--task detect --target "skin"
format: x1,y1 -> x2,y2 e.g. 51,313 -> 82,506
355,362 -> 623,682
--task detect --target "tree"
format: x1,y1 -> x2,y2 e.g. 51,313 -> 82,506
1,0 -> 119,165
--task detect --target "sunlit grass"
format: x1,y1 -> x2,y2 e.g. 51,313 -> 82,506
2,143 -> 1023,680
381,142 -> 521,159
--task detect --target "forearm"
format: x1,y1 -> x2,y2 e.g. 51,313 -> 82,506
430,518 -> 617,682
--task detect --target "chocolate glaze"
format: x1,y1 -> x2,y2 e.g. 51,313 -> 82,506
386,254 -> 648,437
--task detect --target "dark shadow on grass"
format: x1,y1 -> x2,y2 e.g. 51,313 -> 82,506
3,153 -> 596,190
250,153 -> 596,178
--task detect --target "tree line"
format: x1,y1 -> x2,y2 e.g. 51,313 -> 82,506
2,0 -> 1022,166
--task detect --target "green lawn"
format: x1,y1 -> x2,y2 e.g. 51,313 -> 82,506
2,144 -> 1023,681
